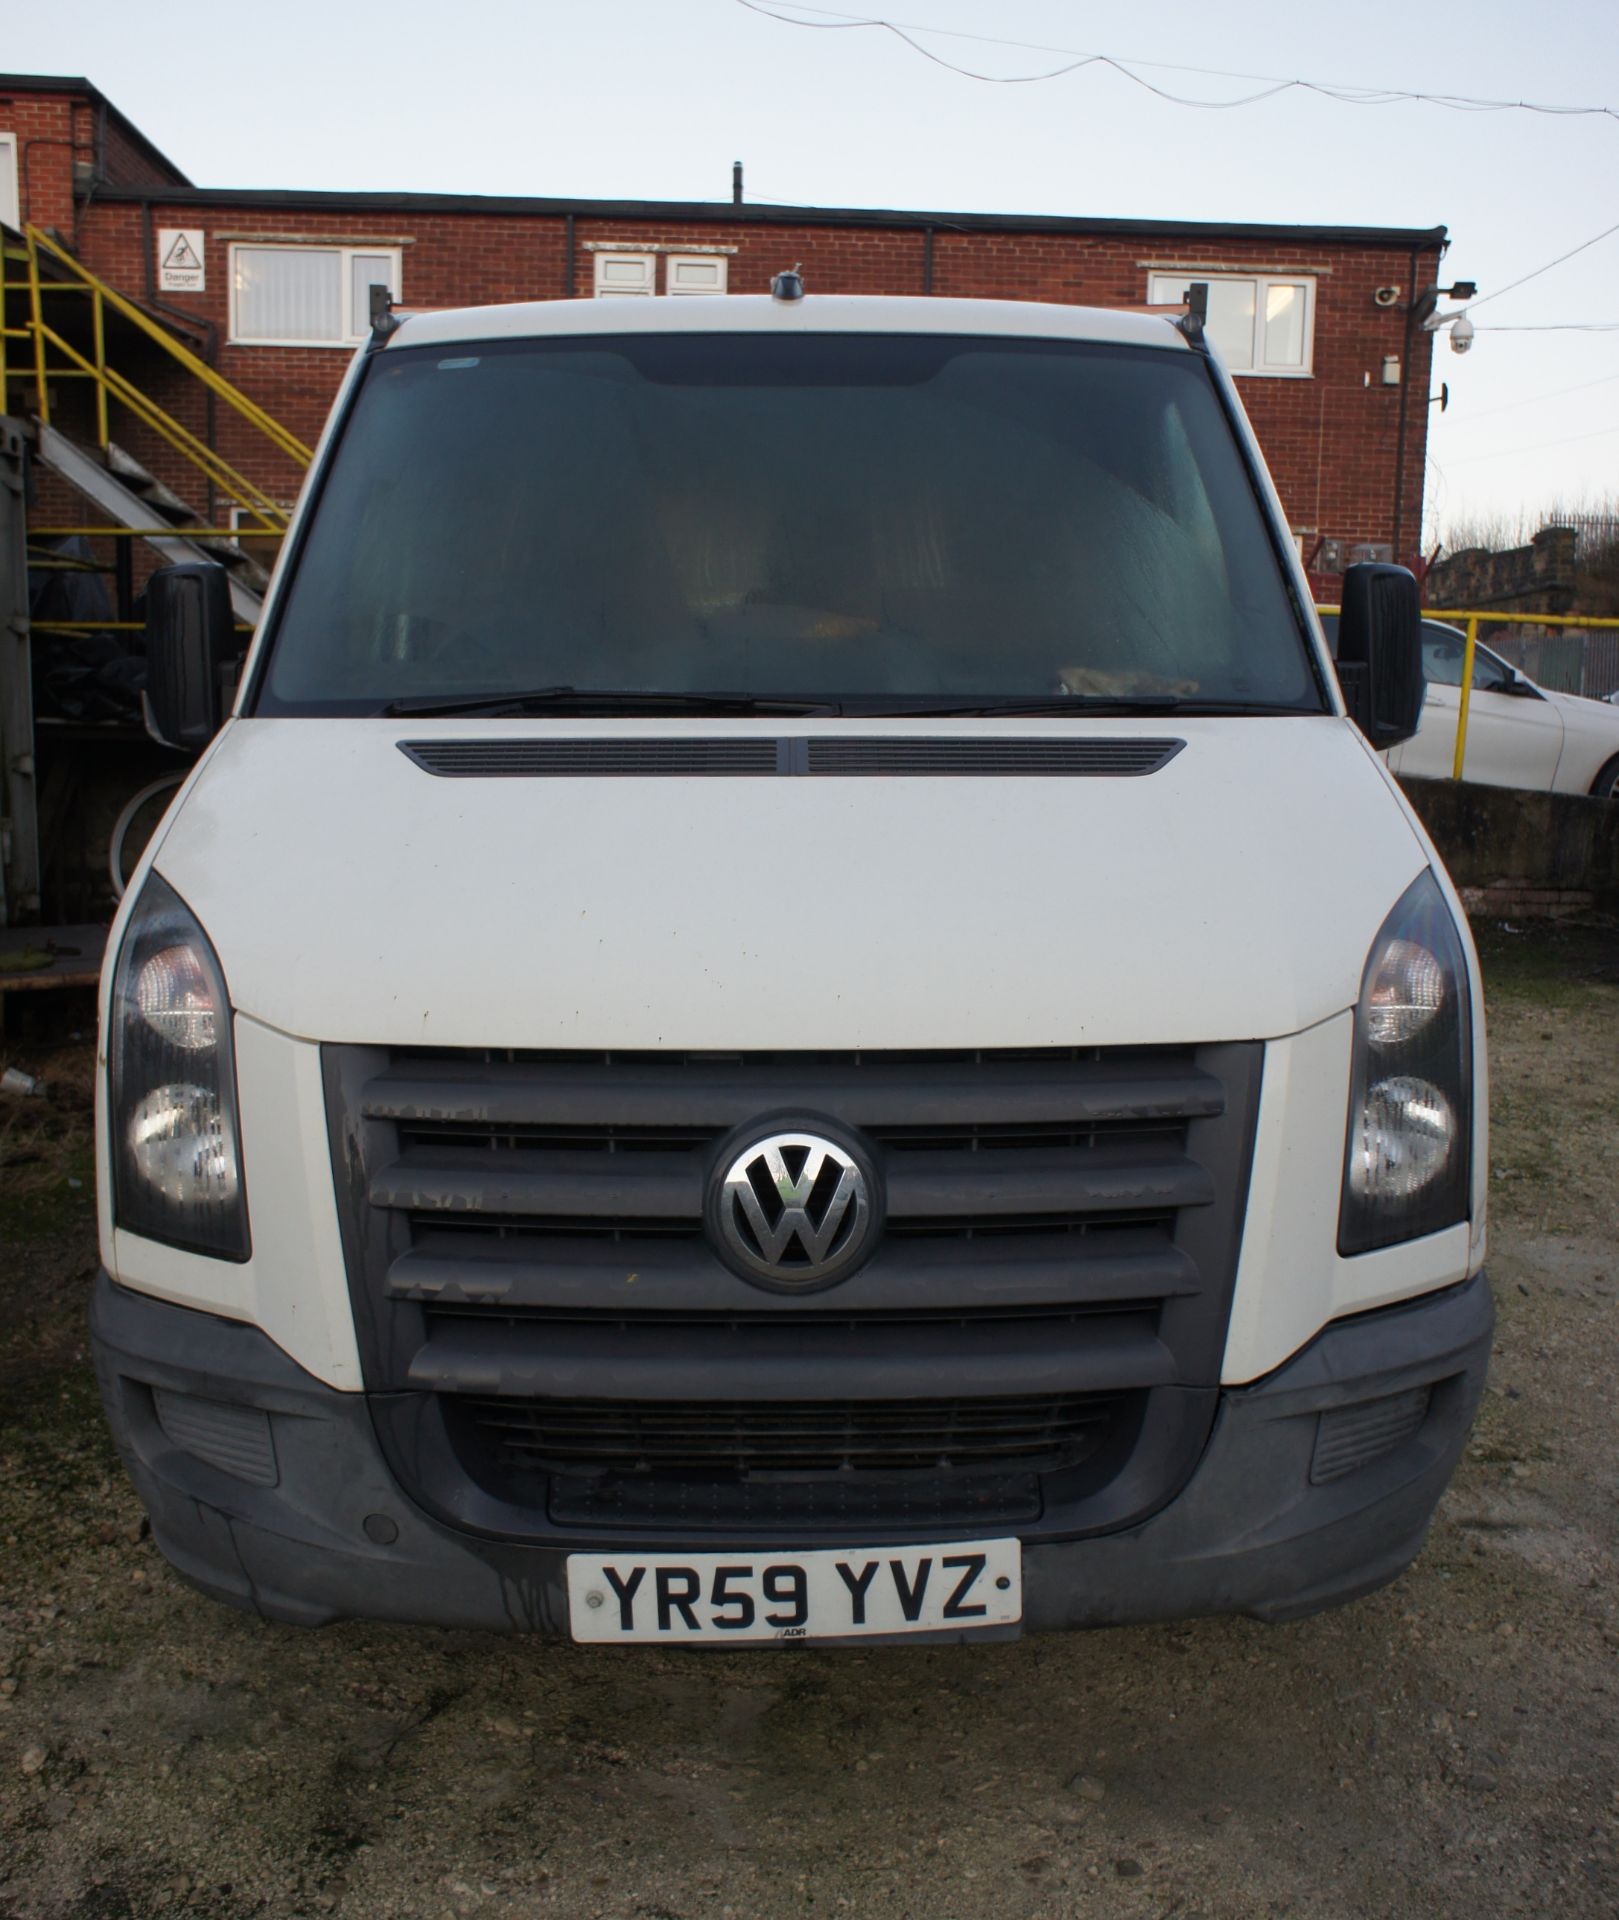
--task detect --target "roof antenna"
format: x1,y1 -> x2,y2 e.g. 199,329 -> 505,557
1173,280 -> 1208,348
368,282 -> 402,343
771,263 -> 805,303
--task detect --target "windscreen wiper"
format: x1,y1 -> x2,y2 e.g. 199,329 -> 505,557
833,694 -> 1184,717
381,687 -> 846,718
840,696 -> 1318,717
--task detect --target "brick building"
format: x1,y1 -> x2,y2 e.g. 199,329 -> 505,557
2,71 -> 1448,582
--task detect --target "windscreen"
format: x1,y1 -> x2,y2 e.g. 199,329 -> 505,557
257,332 -> 1322,712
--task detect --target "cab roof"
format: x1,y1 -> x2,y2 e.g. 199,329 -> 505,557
387,293 -> 1195,355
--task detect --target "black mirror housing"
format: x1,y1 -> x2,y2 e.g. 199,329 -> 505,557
144,565 -> 237,751
1334,563 -> 1425,751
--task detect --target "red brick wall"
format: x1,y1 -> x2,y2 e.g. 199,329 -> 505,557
97,112 -> 189,193
35,184 -> 1443,581
0,89 -> 91,235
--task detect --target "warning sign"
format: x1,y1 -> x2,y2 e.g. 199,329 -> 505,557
157,228 -> 205,293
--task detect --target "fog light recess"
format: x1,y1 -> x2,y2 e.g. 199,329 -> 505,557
1310,1387 -> 1432,1485
152,1387 -> 278,1487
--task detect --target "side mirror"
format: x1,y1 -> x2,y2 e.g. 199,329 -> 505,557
1334,563 -> 1424,751
144,564 -> 238,751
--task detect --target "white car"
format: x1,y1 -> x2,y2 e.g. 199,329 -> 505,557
1325,617 -> 1619,799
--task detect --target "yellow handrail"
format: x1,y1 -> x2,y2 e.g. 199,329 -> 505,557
23,225 -> 313,467
1317,604 -> 1619,780
1421,608 -> 1619,628
1452,614 -> 1481,783
1316,607 -> 1619,630
25,225 -> 48,427
29,312 -> 290,530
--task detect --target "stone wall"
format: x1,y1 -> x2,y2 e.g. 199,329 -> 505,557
1400,775 -> 1619,918
1425,528 -> 1577,614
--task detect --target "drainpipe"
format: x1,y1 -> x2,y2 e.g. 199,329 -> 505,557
1391,244 -> 1418,570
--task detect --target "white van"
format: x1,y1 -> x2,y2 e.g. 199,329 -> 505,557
92,290 -> 1491,1642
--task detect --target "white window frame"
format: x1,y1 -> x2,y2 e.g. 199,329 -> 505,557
0,133 -> 19,232
228,504 -> 292,546
665,253 -> 729,297
228,243 -> 403,348
593,251 -> 657,298
1146,271 -> 1317,378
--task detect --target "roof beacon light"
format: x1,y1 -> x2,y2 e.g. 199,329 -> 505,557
771,264 -> 806,303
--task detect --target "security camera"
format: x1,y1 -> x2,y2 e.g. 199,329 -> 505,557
1449,313 -> 1475,355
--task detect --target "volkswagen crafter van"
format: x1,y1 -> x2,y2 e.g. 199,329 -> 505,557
92,290 -> 1491,1642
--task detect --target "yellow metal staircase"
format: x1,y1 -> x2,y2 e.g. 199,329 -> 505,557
0,225 -> 312,923
3,223 -> 311,537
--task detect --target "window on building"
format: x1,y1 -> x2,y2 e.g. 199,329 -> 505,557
229,504 -> 291,569
230,244 -> 402,346
666,254 -> 728,296
0,134 -> 19,232
1146,272 -> 1316,376
594,253 -> 656,298
592,253 -> 730,297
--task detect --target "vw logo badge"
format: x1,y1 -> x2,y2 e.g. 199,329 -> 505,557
710,1127 -> 878,1292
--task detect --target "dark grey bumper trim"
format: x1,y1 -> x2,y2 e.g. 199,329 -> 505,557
90,1270 -> 1492,1634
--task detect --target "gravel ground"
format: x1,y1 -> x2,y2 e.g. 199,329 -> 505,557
1,922 -> 1616,1920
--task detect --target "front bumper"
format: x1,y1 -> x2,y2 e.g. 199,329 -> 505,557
90,1268 -> 1492,1635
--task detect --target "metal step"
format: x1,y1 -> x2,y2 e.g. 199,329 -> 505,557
33,423 -> 265,625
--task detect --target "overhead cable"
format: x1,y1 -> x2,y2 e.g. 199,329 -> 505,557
1456,370 -> 1619,420
1445,422 -> 1619,464
1473,322 -> 1619,332
1467,215 -> 1619,311
734,1 -> 1619,118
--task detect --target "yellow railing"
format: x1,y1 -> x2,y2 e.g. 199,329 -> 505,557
2,225 -> 311,535
1319,604 -> 1619,779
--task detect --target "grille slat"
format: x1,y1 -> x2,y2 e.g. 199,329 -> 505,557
384,1228 -> 1199,1315
369,1140 -> 1210,1227
405,1313 -> 1173,1401
370,1145 -> 703,1220
359,1054 -> 1227,1132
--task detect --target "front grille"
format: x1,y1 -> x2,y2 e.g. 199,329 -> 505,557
456,1390 -> 1119,1474
325,1043 -> 1260,1543
448,1389 -> 1129,1534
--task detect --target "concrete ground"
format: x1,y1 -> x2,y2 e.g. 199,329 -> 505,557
1,920 -> 1616,1920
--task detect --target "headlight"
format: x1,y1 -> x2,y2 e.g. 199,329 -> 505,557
1339,870 -> 1472,1255
109,874 -> 250,1259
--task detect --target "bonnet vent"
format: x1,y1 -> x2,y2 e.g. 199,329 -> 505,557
400,738 -> 776,778
802,737 -> 1182,777
400,737 -> 1185,778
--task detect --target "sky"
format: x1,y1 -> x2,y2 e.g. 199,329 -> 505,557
8,0 -> 1618,548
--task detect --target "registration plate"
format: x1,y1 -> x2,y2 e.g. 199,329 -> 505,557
566,1538 -> 1022,1643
